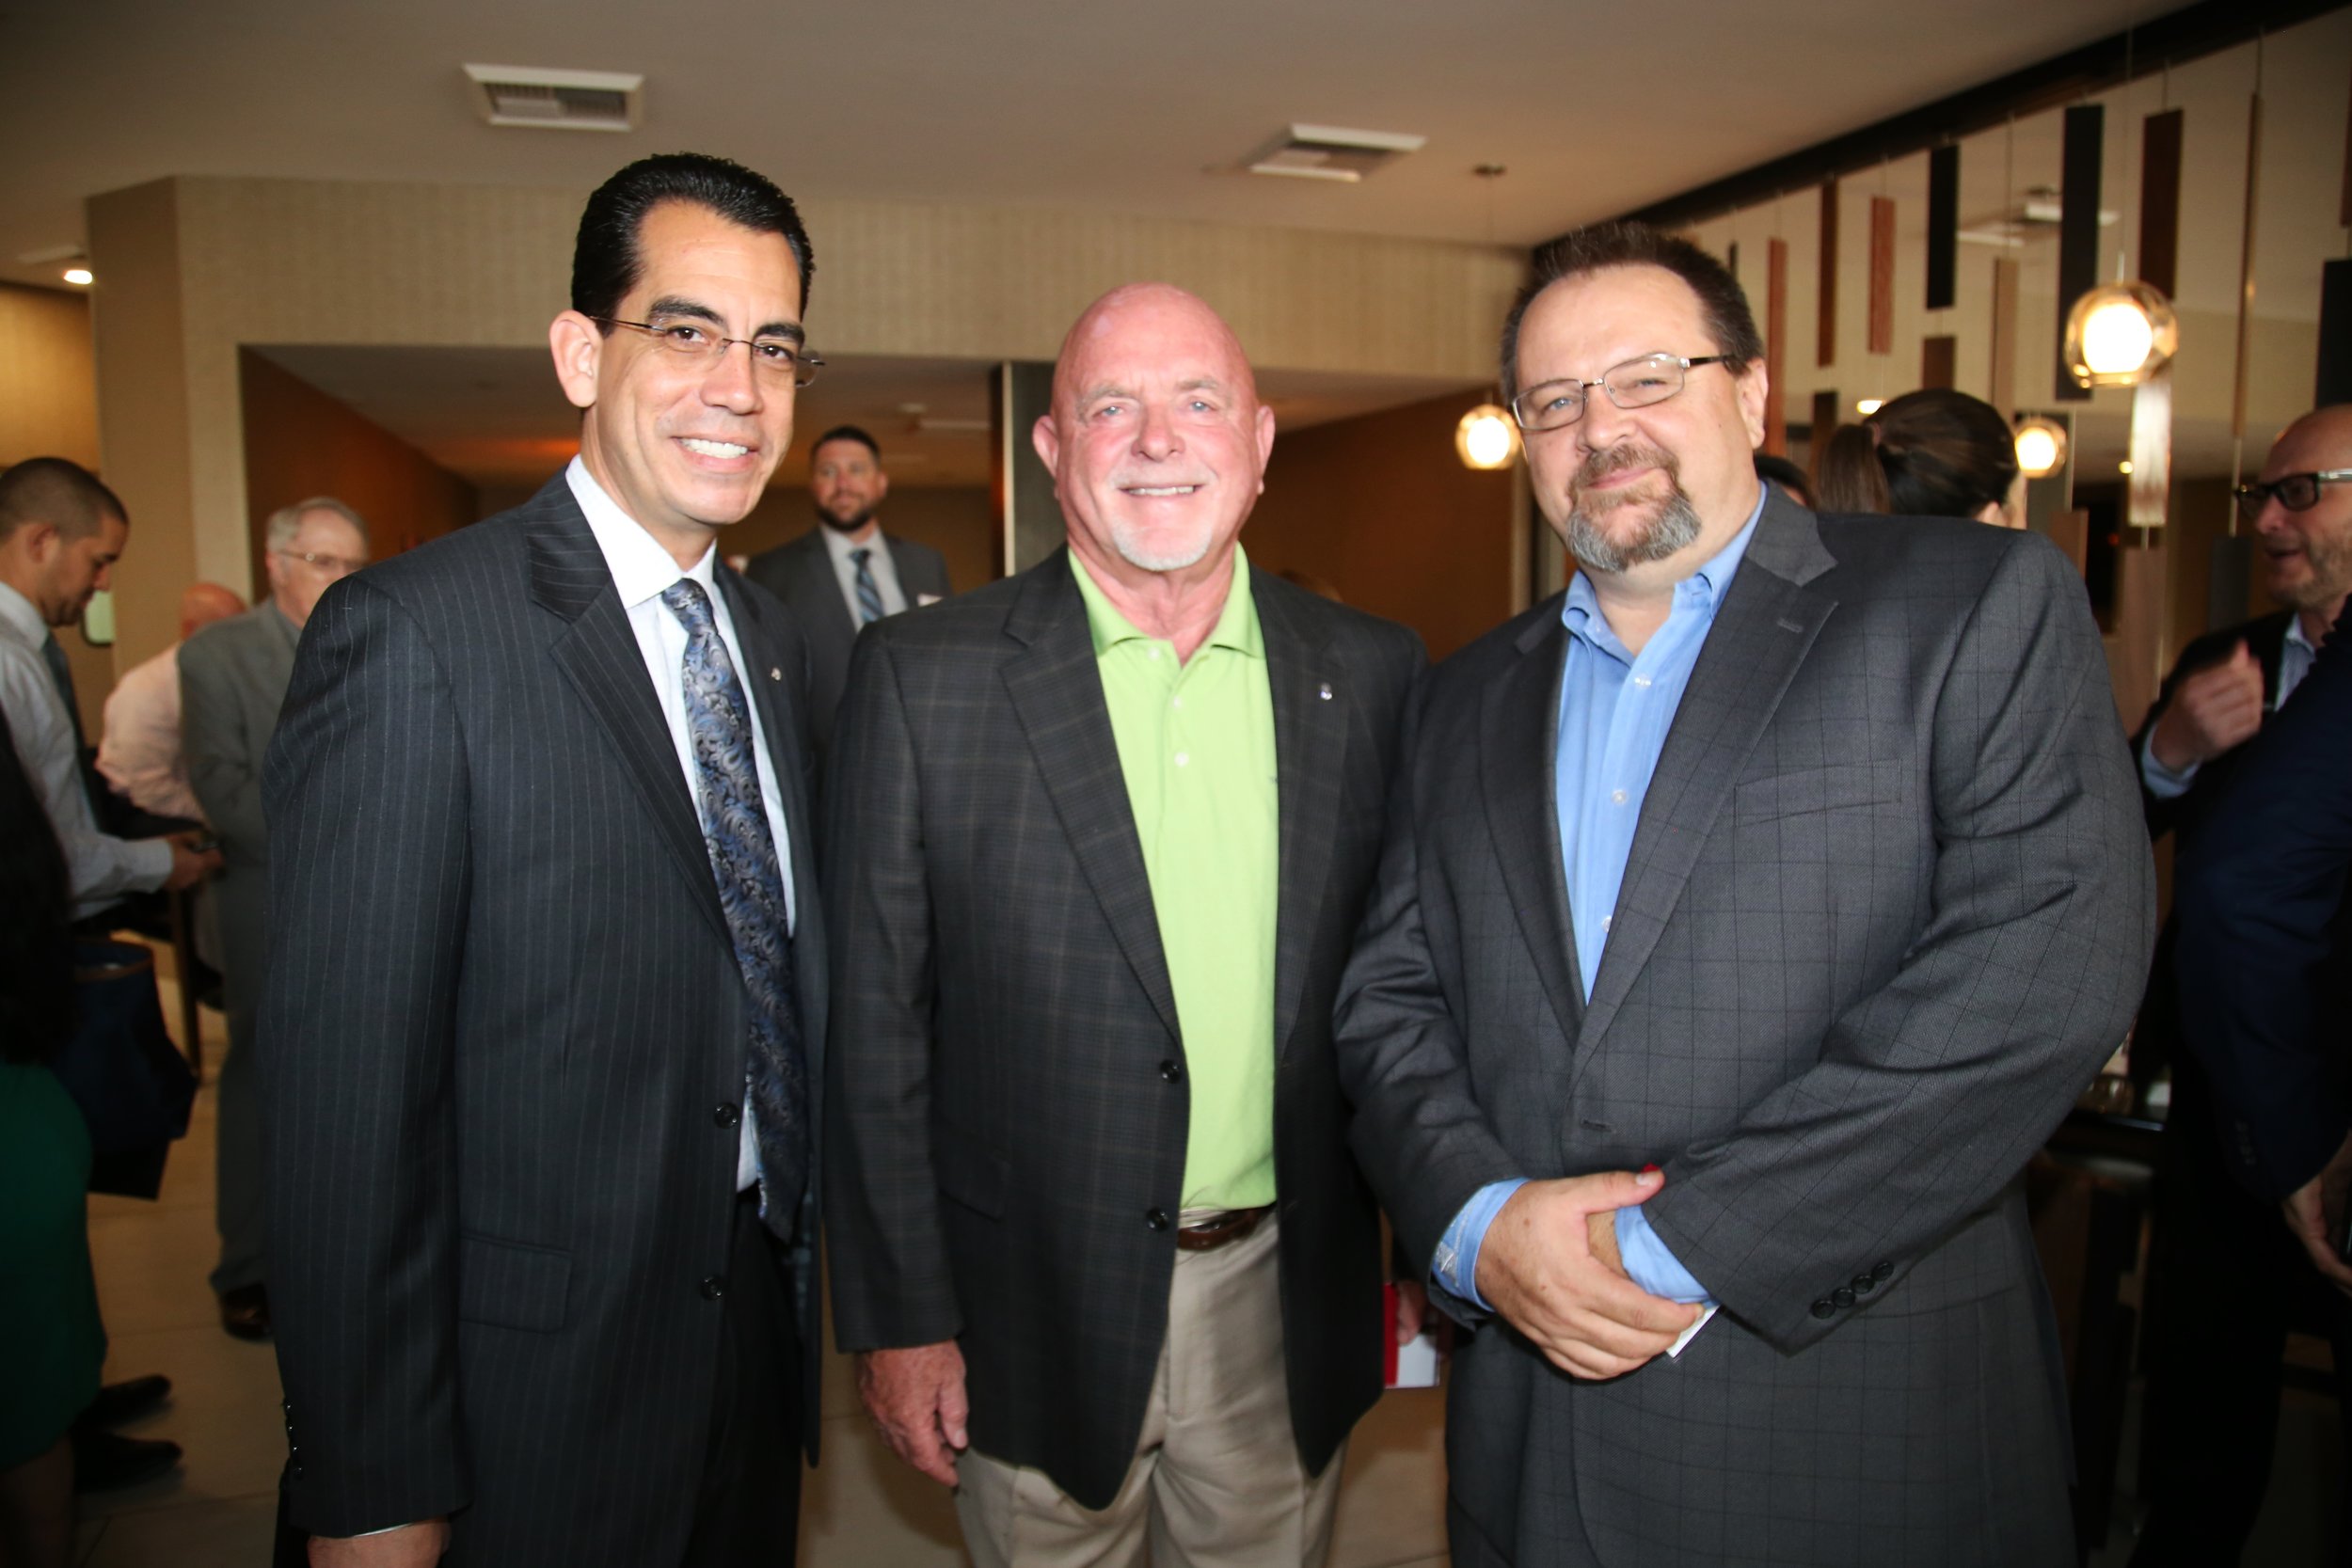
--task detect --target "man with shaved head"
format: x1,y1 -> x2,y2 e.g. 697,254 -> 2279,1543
97,580 -> 245,824
826,282 -> 1425,1565
2129,403 -> 2352,1565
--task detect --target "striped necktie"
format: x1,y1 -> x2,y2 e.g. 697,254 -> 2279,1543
849,547 -> 885,625
659,578 -> 809,1236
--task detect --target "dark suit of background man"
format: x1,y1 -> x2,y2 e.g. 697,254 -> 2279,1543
825,282 -> 1424,1567
2128,404 -> 2352,1567
180,495 -> 369,1346
262,153 -> 827,1568
1334,223 -> 2152,1568
745,424 -> 950,753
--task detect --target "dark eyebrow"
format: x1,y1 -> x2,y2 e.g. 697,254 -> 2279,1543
644,296 -> 805,345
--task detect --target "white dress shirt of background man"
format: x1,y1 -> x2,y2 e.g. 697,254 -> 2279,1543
97,580 -> 246,825
179,496 -> 370,1344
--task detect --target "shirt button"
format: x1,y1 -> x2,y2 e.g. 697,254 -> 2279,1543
1148,647 -> 1162,661
1174,752 -> 1189,768
1170,696 -> 1183,710
1611,788 -> 1629,805
1632,674 -> 1652,688
1600,915 -> 1613,933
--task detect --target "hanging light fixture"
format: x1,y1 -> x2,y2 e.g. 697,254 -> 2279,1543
2064,278 -> 2178,388
2013,414 -> 2070,479
1456,404 -> 1519,470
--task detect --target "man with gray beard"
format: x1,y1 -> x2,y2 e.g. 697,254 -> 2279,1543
824,282 -> 1425,1567
1334,221 -> 2151,1565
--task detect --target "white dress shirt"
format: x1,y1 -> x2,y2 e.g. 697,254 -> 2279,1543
98,640 -> 204,823
2140,614 -> 2318,799
818,521 -> 909,625
0,581 -> 173,921
566,458 -> 798,1192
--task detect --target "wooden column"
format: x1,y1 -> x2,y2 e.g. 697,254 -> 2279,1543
1990,256 -> 2020,419
1867,197 -> 1896,356
2056,104 -> 2102,404
1926,144 -> 1960,310
1921,336 -> 1957,389
2139,109 -> 2185,299
1818,179 -> 1838,368
1765,237 -> 1788,455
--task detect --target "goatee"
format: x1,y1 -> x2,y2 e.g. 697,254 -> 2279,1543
817,505 -> 876,534
1565,443 -> 1702,574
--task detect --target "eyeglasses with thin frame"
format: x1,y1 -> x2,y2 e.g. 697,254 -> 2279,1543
275,549 -> 365,578
2233,469 -> 2352,520
594,315 -> 825,388
1511,353 -> 1735,433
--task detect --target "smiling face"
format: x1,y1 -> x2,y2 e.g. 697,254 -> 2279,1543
810,437 -> 888,535
1032,284 -> 1275,579
1514,264 -> 1767,578
550,200 -> 805,560
2253,406 -> 2352,619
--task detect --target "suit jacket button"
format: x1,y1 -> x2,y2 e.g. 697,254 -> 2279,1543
1159,1061 -> 1183,1085
1146,1208 -> 1170,1231
1852,1275 -> 1875,1294
700,1275 -> 726,1300
1832,1286 -> 1856,1308
714,1102 -> 741,1129
1810,1299 -> 1836,1320
1873,1260 -> 1894,1281
290,1462 -> 305,1480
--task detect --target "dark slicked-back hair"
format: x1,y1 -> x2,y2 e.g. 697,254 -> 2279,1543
571,152 -> 814,328
1500,220 -> 1766,404
0,456 -> 125,546
810,425 -> 882,462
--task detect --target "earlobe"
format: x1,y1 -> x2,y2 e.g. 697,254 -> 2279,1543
548,311 -> 602,412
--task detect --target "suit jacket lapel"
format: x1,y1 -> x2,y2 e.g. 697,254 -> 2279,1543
1569,493 -> 1839,1080
1001,551 -> 1184,1045
527,484 -> 730,949
1255,574 -> 1345,1058
1482,603 -> 1586,1053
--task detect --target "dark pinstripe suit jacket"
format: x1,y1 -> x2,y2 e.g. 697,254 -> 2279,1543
823,548 -> 1422,1510
1335,495 -> 2154,1568
260,474 -> 827,1566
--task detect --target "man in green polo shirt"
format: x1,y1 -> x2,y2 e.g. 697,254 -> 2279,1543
824,282 -> 1425,1565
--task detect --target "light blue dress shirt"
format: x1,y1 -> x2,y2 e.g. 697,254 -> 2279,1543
1432,490 -> 1765,1312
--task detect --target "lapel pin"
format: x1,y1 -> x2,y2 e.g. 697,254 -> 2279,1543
769,666 -> 782,682
1318,681 -> 1333,701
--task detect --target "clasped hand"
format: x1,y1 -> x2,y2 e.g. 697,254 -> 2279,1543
1474,1167 -> 1702,1380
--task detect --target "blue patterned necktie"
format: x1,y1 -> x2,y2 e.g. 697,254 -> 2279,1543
849,547 -> 884,624
660,578 -> 808,1237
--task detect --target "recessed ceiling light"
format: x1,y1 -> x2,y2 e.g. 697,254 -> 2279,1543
63,268 -> 93,287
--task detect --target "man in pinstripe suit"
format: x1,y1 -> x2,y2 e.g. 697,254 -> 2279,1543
825,283 -> 1423,1566
1334,223 -> 2153,1566
262,154 -> 825,1568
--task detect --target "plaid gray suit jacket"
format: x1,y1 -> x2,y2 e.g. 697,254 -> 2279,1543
824,547 -> 1423,1509
1335,494 -> 2153,1567
261,475 -> 827,1564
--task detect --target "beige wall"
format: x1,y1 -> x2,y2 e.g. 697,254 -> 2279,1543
87,174 -> 1524,667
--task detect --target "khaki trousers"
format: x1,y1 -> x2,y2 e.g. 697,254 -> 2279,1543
954,1212 -> 1344,1568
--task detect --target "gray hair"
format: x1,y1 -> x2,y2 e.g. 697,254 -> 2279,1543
265,496 -> 369,553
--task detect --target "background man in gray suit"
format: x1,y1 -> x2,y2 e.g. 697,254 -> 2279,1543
745,424 -> 949,752
180,494 -> 368,1344
826,283 -> 1422,1567
1334,222 -> 2153,1567
262,153 -> 825,1568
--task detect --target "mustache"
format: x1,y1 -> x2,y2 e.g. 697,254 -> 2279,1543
1572,441 -> 1680,491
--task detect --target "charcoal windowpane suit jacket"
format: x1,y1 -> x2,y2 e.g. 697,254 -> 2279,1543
261,474 -> 826,1565
1335,495 -> 2154,1568
823,548 -> 1422,1509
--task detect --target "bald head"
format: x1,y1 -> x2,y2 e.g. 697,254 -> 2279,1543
1033,283 -> 1275,583
180,582 -> 246,639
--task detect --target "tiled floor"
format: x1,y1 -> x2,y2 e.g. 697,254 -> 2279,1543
70,972 -> 1451,1568
68,958 -> 2340,1565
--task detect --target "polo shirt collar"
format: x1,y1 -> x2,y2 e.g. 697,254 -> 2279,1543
1069,546 -> 1263,660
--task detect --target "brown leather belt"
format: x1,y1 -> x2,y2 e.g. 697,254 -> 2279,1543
1174,1205 -> 1273,1253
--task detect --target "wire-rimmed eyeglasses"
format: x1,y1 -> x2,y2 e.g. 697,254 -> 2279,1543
1510,354 -> 1734,433
595,316 -> 825,388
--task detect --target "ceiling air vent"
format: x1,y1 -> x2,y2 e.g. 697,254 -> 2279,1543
464,64 -> 644,133
1245,124 -> 1425,183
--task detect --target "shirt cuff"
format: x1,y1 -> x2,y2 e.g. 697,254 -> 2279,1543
1613,1204 -> 1712,1304
2138,729 -> 2198,800
1430,1178 -> 1527,1311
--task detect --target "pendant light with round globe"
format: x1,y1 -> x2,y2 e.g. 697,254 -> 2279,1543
2063,279 -> 2178,388
1455,404 -> 1520,470
2012,415 -> 2070,480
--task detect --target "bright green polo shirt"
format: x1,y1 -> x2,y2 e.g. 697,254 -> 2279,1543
1069,548 -> 1279,1211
